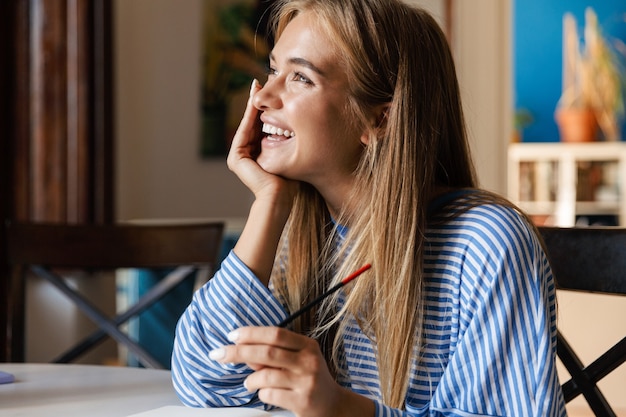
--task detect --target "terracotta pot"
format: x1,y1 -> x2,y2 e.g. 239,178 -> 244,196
555,108 -> 598,142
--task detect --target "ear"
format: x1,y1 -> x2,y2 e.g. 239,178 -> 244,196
360,103 -> 390,145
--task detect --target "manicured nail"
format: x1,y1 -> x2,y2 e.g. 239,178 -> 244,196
227,330 -> 240,342
249,79 -> 258,97
209,347 -> 225,360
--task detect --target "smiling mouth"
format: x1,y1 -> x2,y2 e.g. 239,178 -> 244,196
262,123 -> 295,139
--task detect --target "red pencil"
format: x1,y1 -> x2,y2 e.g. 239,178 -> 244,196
278,263 -> 372,327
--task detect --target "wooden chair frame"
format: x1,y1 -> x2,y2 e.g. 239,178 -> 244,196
2,221 -> 224,368
539,226 -> 626,417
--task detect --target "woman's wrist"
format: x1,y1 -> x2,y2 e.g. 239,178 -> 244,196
233,195 -> 292,286
334,387 -> 376,417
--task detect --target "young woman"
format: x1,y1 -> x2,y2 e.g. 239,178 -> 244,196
172,1 -> 567,416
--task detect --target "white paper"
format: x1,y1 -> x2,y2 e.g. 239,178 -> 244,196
127,405 -> 291,417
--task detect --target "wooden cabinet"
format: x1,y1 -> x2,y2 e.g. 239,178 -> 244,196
508,142 -> 626,226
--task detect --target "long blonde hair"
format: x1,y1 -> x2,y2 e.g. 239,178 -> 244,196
268,0 -> 477,408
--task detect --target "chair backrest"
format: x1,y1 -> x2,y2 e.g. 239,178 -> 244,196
539,226 -> 626,295
538,226 -> 626,417
6,221 -> 224,269
1,221 -> 224,364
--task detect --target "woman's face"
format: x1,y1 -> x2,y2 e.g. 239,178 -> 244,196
253,12 -> 366,201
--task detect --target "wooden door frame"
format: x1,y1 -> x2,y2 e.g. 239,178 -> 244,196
1,0 -> 114,362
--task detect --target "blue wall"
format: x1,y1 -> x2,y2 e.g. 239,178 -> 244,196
514,0 -> 626,142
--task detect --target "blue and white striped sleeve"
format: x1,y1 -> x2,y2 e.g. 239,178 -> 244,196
428,206 -> 566,416
171,251 -> 289,408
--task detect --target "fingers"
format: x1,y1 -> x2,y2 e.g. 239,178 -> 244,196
210,327 -> 320,372
238,78 -> 262,133
240,79 -> 263,136
212,343 -> 300,369
229,326 -> 303,349
227,79 -> 261,166
244,367 -> 294,392
244,368 -> 306,410
209,326 -> 350,416
226,79 -> 277,194
209,327 -> 325,378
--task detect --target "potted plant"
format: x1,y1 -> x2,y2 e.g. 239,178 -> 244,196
512,108 -> 534,143
555,8 -> 625,142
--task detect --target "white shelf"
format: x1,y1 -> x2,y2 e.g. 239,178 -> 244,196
508,142 -> 626,226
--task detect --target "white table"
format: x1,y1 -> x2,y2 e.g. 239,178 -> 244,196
0,363 -> 293,416
0,363 -> 179,416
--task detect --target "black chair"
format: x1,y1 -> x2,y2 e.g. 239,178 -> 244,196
2,221 -> 224,368
539,226 -> 626,417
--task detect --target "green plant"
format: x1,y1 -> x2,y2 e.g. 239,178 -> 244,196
202,2 -> 268,108
557,8 -> 625,141
514,108 -> 534,130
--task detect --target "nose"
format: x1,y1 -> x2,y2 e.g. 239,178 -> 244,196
252,80 -> 282,111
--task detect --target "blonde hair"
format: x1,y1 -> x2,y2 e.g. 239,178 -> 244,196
268,0 -> 477,409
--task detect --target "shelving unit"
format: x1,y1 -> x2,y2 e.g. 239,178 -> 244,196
508,142 -> 626,226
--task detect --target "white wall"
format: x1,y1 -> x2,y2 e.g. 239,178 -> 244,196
115,0 -> 253,222
453,0 -> 511,194
26,272 -> 118,364
408,0 -> 511,194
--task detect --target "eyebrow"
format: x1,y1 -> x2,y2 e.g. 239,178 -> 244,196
270,52 -> 326,77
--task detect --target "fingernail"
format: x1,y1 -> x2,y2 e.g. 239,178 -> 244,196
249,79 -> 258,97
243,377 -> 250,391
227,330 -> 239,342
209,347 -> 225,360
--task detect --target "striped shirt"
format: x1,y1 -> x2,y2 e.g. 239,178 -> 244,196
172,201 -> 566,416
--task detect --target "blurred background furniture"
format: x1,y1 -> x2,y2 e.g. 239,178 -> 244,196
509,143 -> 626,227
0,0 -> 117,367
539,226 -> 626,417
2,221 -> 223,368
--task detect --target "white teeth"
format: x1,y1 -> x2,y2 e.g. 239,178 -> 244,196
262,123 -> 295,138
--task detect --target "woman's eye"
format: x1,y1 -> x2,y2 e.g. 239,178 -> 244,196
292,72 -> 312,85
264,65 -> 312,85
265,65 -> 278,77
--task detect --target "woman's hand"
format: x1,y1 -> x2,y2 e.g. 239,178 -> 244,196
227,80 -> 297,285
210,326 -> 375,417
227,79 -> 295,204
